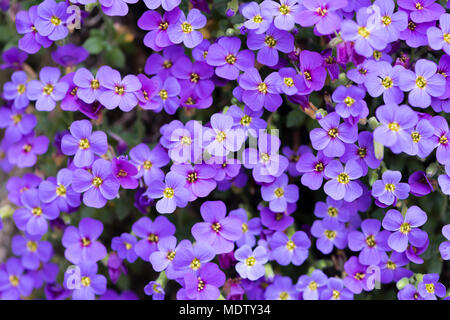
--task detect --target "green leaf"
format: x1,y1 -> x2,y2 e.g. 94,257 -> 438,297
286,109 -> 305,128
83,37 -> 105,54
105,47 -> 125,69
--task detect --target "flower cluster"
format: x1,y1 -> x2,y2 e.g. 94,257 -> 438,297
0,0 -> 449,301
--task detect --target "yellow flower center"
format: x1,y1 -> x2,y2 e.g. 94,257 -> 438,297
190,258 -> 201,270
357,147 -> 367,158
439,135 -> 448,145
279,4 -> 290,14
197,278 -> 205,291
284,77 -> 294,87
264,35 -> 277,48
332,290 -> 340,299
415,2 -> 423,10
125,242 -> 132,250
358,27 -> 370,38
275,213 -> 284,221
328,128 -> 339,138
426,283 -> 435,293
181,136 -> 192,145
354,272 -> 365,280
257,82 -> 268,94
240,115 -> 252,126
337,173 -> 350,184
444,33 -> 450,44
242,223 -> 248,233
211,222 -> 221,233
167,250 -> 176,261
27,241 -> 38,252
11,114 -> 22,124
303,71 -> 312,80
415,76 -> 427,89
260,152 -> 270,163
186,172 -> 198,183
385,183 -> 396,192
324,229 -> 337,240
163,187 -> 174,199
225,54 -> 236,64
43,84 -> 54,95
373,51 -> 382,60
118,169 -> 127,177
115,85 -> 125,95
148,233 -> 159,243
78,138 -> 90,149
51,16 -> 61,26
141,160 -> 152,170
386,260 -> 397,270
23,144 -> 32,153
316,7 -> 327,16
388,122 -> 400,131
81,237 -> 91,247
159,22 -> 168,30
159,89 -> 168,100
245,256 -> 256,266
9,275 -> 19,287
163,60 -> 172,69
365,235 -> 376,247
181,22 -> 193,33
17,84 -> 26,94
190,73 -> 200,83
81,276 -> 91,287
344,96 -> 355,107
274,187 -> 284,198
253,15 -> 263,23
408,21 -> 417,31
381,76 -> 393,88
382,15 -> 392,26
327,207 -> 338,217
400,222 -> 411,234
314,162 -> 324,172
215,131 -> 227,142
32,207 -> 42,217
279,291 -> 289,300
308,281 -> 318,291
92,177 -> 103,188
56,184 -> 66,197
286,240 -> 296,251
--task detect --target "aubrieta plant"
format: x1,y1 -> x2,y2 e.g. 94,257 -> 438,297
0,0 -> 449,301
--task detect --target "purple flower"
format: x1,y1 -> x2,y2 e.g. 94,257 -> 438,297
72,159 -> 120,208
238,68 -> 282,112
111,233 -> 138,263
97,68 -> 141,111
261,173 -> 299,213
373,104 -> 418,148
0,106 -> 37,143
295,0 -> 347,35
6,173 -> 42,206
242,2 -> 273,34
206,37 -> 254,80
0,258 -> 34,300
403,118 -> 435,157
331,85 -> 368,119
343,256 -> 370,294
417,274 -> 446,300
260,204 -> 295,231
399,19 -> 434,48
145,45 -> 184,78
27,67 -> 69,111
314,197 -> 352,223
399,59 -> 445,108
320,278 -> 354,300
296,151 -> 331,190
138,8 -> 181,51
439,224 -> 450,260
64,263 -> 106,300
229,208 -> 262,248
379,252 -> 413,284
191,201 -> 242,254
73,66 -> 110,104
311,218 -> 347,254
12,233 -> 52,271
100,0 -> 138,17
149,236 -> 184,279
51,44 -> 89,67
374,0 -> 408,42
398,0 -> 444,23
7,133 -> 49,168
310,112 -> 358,157
264,276 -> 297,300
172,240 -> 215,275
146,172 -> 190,214
324,160 -> 363,201
172,56 -> 214,98
296,270 -> 327,300
365,61 -> 404,104
234,245 -> 268,281
348,218 -> 390,265
144,76 -> 181,114
15,6 -> 52,54
167,9 -> 206,48
161,120 -> 202,163
132,216 -> 175,261
269,230 -> 310,266
129,143 -> 169,185
340,7 -> 387,57
261,0 -> 299,31
3,71 -> 29,109
111,156 -> 138,189
382,206 -> 428,252
372,170 -> 410,206
242,132 -> 289,183
347,60 -> 378,84
34,0 -> 69,41
143,0 -> 181,11
398,284 -> 423,300
430,116 -> 450,165
61,120 -> 108,168
184,263 -> 226,300
62,217 -> 107,264
408,171 -> 433,196
247,23 -> 294,67
341,131 -> 381,176
144,281 -> 165,300
38,168 -> 81,212
202,113 -> 245,157
299,50 -> 327,92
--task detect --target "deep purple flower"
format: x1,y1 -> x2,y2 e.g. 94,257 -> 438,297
191,201 -> 242,254
234,245 -> 268,281
146,172 -> 190,214
184,262 -> 226,300
51,44 -> 89,67
111,233 -> 138,263
399,59 -> 445,108
27,67 -> 69,111
261,174 -> 299,213
132,216 -> 175,261
72,159 -> 120,208
167,9 -> 206,48
64,263 -> 106,300
296,151 -> 331,190
15,6 -> 52,54
172,55 -> 214,98
247,23 -> 294,67
145,45 -> 184,78
343,256 -> 370,294
170,162 -> 217,200
347,60 -> 378,84
398,284 -> 423,300
295,0 -> 347,35
372,170 -> 410,206
38,168 -> 81,212
13,188 -> 59,236
398,0 -> 444,23
144,76 -> 180,114
430,116 -> 450,165
61,120 -> 108,168
62,217 -> 107,264
144,281 -> 165,300
6,173 -> 42,207
348,218 -> 390,265
341,131 -> 381,176
379,252 -> 413,284
399,19 -> 434,48
311,218 -> 347,254
138,8 -> 181,51
260,204 -> 295,231
111,156 -> 138,189
3,71 -> 29,109
296,270 -> 327,300
0,257 -> 34,300
382,206 -> 428,252
129,143 -> 169,185
7,133 -> 49,168
408,171 -> 433,196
